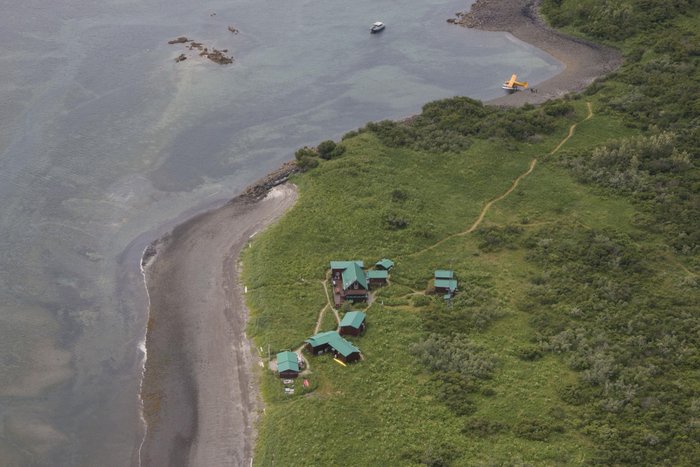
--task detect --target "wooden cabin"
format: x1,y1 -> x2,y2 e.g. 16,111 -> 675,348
332,337 -> 361,363
433,270 -> 457,298
276,351 -> 300,379
375,258 -> 395,271
367,269 -> 388,287
304,331 -> 361,363
339,311 -> 367,336
331,260 -> 369,305
304,331 -> 337,355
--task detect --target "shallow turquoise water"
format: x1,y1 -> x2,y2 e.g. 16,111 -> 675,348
0,0 -> 560,464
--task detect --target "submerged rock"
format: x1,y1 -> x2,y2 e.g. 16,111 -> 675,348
168,36 -> 189,44
175,54 -> 187,63
205,48 -> 233,65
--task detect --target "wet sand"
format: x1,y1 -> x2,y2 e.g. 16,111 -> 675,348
137,2 -> 621,466
140,174 -> 297,466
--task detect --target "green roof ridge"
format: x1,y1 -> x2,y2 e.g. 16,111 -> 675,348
276,351 -> 299,373
342,261 -> 367,290
434,269 -> 454,279
340,311 -> 366,329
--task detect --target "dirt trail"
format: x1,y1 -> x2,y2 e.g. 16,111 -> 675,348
408,102 -> 593,259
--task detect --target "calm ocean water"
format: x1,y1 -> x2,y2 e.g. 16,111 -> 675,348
0,0 -> 560,464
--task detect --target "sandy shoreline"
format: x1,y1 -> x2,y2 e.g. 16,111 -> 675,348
139,164 -> 297,466
137,2 -> 622,465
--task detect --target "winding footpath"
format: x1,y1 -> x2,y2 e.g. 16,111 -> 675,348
409,102 -> 593,259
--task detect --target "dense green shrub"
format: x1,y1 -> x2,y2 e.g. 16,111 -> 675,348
316,140 -> 346,160
363,97 -> 569,152
412,294 -> 431,307
410,333 -> 495,379
521,225 -> 700,463
514,419 -> 563,441
294,146 -> 319,171
384,213 -> 409,230
561,132 -> 698,256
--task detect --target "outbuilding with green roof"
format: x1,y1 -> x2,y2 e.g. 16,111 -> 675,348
339,311 -> 367,336
276,351 -> 300,378
375,258 -> 395,271
367,269 -> 388,287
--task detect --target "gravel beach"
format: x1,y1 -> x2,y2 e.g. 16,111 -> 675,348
140,178 -> 297,466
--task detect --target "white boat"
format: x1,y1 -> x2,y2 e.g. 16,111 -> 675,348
370,22 -> 385,33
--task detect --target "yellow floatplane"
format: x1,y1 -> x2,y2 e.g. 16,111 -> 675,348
502,74 -> 528,93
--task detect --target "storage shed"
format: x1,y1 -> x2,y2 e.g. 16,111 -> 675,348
339,311 -> 367,336
375,258 -> 395,271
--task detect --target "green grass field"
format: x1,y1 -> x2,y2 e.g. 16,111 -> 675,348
244,5 -> 699,465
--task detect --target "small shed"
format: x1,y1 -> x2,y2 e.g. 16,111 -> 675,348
375,258 -> 395,271
276,351 -> 300,379
367,269 -> 388,287
339,311 -> 367,336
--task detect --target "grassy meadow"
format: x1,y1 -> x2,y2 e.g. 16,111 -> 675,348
244,3 -> 699,465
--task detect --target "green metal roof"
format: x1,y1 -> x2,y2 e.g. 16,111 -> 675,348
342,262 -> 368,290
375,258 -> 394,270
305,331 -> 338,347
434,279 -> 458,292
331,336 -> 360,357
276,351 -> 299,373
330,260 -> 364,270
367,270 -> 388,279
340,311 -> 366,329
434,269 -> 454,279
305,331 -> 360,357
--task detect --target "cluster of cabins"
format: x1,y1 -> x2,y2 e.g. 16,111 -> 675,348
331,258 -> 393,307
275,310 -> 368,379
275,261 -> 459,378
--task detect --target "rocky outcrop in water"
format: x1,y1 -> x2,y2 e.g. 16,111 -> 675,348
167,29 -> 236,65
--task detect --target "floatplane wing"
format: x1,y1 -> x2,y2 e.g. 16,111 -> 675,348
503,74 -> 529,91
